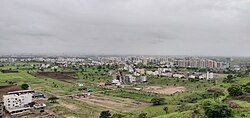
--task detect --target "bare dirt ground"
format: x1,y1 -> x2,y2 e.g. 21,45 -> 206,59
60,102 -> 79,111
143,86 -> 186,95
36,72 -> 76,82
1,70 -> 18,73
235,95 -> 250,102
75,94 -> 149,112
0,85 -> 21,95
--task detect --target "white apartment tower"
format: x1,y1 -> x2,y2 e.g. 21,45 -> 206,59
3,90 -> 33,115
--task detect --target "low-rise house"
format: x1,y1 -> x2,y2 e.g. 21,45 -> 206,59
173,73 -> 184,78
161,72 -> 173,77
158,68 -> 172,72
206,72 -> 214,79
188,75 -> 196,79
125,74 -> 136,83
199,74 -> 206,79
32,93 -> 45,99
153,71 -> 160,76
141,76 -> 147,82
112,79 -> 121,86
146,71 -> 154,75
33,102 -> 46,113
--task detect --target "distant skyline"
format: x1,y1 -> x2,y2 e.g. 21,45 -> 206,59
0,0 -> 250,56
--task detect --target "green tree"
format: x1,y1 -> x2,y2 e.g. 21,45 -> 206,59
21,83 -> 29,90
202,100 -> 233,118
228,85 -> 243,97
242,82 -> 250,93
163,106 -> 168,113
48,96 -> 59,103
151,97 -> 165,105
207,88 -> 225,100
138,113 -> 147,118
100,110 -> 111,118
223,75 -> 235,83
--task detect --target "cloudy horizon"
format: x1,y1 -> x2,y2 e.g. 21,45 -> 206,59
0,0 -> 249,56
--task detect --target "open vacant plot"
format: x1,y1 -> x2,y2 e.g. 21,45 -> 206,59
36,72 -> 76,82
0,85 -> 21,95
143,86 -> 186,95
76,94 -> 149,112
60,102 -> 80,111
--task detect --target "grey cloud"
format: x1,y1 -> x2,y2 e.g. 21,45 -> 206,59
0,0 -> 250,56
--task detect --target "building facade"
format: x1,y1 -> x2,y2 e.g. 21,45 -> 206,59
3,90 -> 36,115
0,101 -> 3,118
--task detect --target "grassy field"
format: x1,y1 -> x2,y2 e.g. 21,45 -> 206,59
101,89 -> 156,102
0,64 -> 250,118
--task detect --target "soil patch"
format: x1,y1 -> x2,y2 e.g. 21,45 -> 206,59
76,94 -> 149,112
234,95 -> 250,102
0,85 -> 21,100
36,72 -> 76,82
60,102 -> 79,111
1,70 -> 18,73
143,86 -> 186,95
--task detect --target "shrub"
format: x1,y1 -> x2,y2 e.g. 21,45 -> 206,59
48,96 -> 59,103
223,75 -> 235,83
228,85 -> 243,97
100,110 -> 111,118
151,97 -> 165,105
202,100 -> 233,118
21,83 -> 29,90
163,106 -> 168,113
138,113 -> 147,118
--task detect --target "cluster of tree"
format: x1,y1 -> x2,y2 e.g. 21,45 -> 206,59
99,111 -> 124,118
197,68 -> 212,73
99,111 -> 150,118
180,88 -> 224,103
228,82 -> 250,97
48,96 -> 59,103
151,97 -> 166,105
21,83 -> 29,90
138,113 -> 148,118
134,63 -> 157,69
202,100 -> 233,118
236,69 -> 250,77
223,74 -> 236,83
4,80 -> 16,85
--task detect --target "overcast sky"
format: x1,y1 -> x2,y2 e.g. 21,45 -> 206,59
0,0 -> 249,56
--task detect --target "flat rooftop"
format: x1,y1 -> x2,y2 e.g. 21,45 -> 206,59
8,90 -> 34,95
